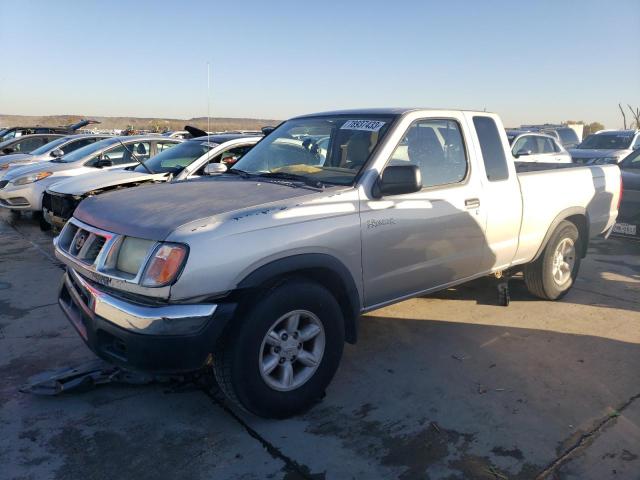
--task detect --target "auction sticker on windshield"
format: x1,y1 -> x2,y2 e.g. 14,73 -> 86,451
340,120 -> 386,132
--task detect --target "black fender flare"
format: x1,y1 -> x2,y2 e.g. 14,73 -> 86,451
237,254 -> 361,344
532,207 -> 590,261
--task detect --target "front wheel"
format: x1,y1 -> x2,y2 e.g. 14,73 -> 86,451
524,220 -> 581,300
213,278 -> 345,418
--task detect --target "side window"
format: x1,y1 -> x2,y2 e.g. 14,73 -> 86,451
15,136 -> 47,152
535,136 -> 555,154
389,119 -> 467,188
220,145 -> 252,167
632,135 -> 640,149
512,136 -> 535,155
105,142 -> 151,165
473,116 -> 509,181
62,138 -> 94,154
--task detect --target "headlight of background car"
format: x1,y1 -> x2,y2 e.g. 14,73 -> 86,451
140,243 -> 188,287
12,171 -> 53,185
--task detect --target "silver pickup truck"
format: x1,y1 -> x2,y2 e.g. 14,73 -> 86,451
54,108 -> 621,418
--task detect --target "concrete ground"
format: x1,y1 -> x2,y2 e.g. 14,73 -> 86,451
1,211 -> 638,480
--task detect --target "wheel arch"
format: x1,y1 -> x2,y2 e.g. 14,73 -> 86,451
236,254 -> 361,344
533,207 -> 590,261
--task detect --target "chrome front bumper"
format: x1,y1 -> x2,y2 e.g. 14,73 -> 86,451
61,268 -> 217,336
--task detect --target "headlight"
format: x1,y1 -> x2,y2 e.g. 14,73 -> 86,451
140,243 -> 188,287
116,237 -> 155,275
12,171 -> 53,185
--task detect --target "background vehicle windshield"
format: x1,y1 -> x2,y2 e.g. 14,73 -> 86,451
579,133 -> 633,149
231,115 -> 395,185
621,149 -> 640,168
134,140 -> 216,173
53,137 -> 118,162
29,137 -> 69,155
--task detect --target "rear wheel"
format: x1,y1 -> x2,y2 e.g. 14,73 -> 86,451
213,278 -> 344,418
524,220 -> 581,300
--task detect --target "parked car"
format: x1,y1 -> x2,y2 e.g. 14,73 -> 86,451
612,148 -> 640,238
43,134 -> 261,229
520,124 -> 582,149
54,108 -> 621,419
0,134 -> 66,157
569,129 -> 640,165
0,135 -> 181,215
0,134 -> 112,170
0,119 -> 99,143
506,130 -> 572,163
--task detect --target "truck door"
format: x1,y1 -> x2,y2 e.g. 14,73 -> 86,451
360,116 -> 488,308
468,114 -> 522,272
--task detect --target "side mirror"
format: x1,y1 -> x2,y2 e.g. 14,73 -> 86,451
513,149 -> 532,159
373,164 -> 422,198
2,147 -> 15,155
204,162 -> 228,175
96,157 -> 113,168
50,148 -> 64,158
261,126 -> 276,136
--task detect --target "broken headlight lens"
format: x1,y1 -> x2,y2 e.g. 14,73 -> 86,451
140,243 -> 188,287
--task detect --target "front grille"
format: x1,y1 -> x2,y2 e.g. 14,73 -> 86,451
44,191 -> 80,221
57,222 -> 110,266
0,180 -> 8,189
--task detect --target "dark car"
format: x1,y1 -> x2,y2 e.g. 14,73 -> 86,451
613,149 -> 640,239
0,134 -> 66,156
0,119 -> 100,143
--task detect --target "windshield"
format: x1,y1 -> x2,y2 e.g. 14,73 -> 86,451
579,133 -> 633,150
29,136 -> 70,155
53,137 -> 118,163
231,115 -> 395,185
558,128 -> 579,144
134,140 -> 216,173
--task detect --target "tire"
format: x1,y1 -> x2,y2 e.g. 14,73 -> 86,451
524,220 -> 581,300
213,278 -> 345,418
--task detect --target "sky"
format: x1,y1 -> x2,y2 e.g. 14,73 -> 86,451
0,0 -> 638,128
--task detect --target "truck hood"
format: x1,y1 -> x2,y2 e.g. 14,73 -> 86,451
73,176 -> 324,240
49,169 -> 167,196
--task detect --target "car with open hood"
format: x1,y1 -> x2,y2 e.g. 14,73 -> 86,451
43,134 -> 261,229
0,135 -> 181,214
0,119 -> 100,143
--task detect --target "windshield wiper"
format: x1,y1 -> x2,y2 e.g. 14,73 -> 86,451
226,168 -> 253,178
257,171 -> 325,188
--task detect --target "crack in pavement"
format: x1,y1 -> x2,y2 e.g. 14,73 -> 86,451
200,385 -> 320,480
535,392 -> 640,479
572,286 -> 640,306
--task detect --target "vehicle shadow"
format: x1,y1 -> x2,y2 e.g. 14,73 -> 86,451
293,313 -> 640,479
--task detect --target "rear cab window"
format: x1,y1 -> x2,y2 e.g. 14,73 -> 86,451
473,116 -> 509,181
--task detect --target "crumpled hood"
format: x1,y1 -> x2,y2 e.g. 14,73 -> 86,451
74,176 -> 324,240
3,160 -> 78,180
49,169 -> 166,196
569,148 -> 630,160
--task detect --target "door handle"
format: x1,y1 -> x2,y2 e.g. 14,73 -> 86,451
465,198 -> 480,208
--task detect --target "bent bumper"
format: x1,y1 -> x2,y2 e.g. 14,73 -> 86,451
59,268 -> 235,373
